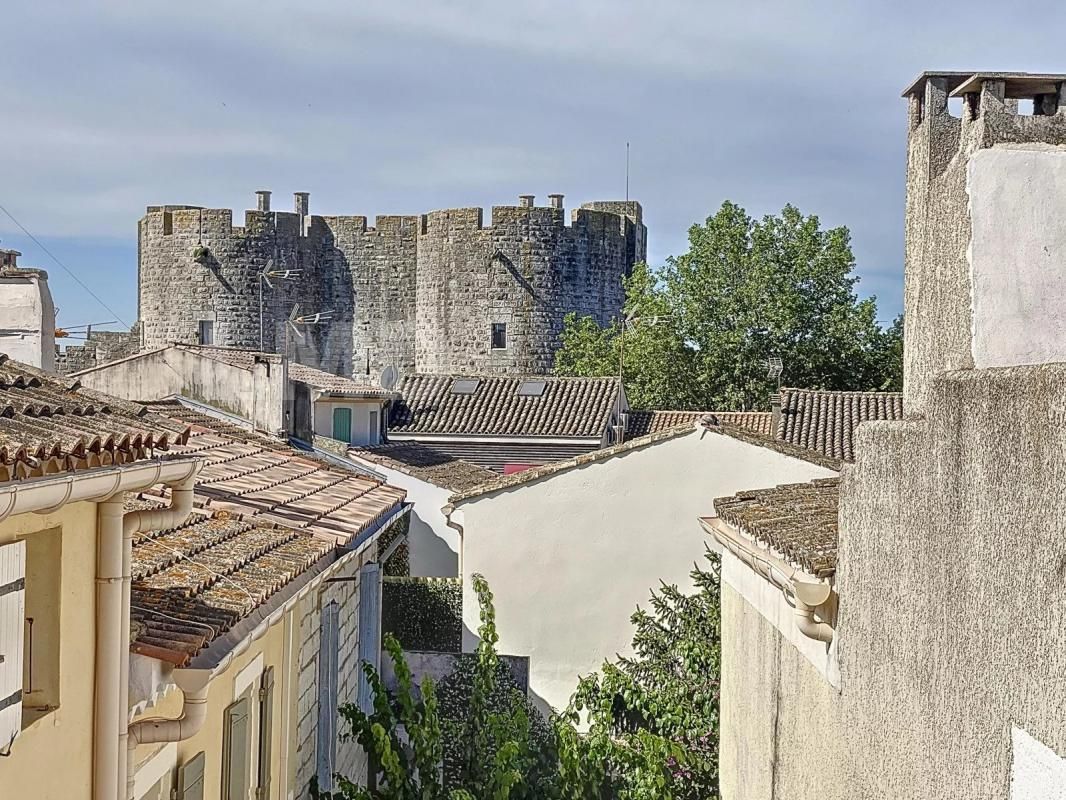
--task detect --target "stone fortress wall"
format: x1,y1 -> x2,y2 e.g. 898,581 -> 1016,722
138,191 -> 645,378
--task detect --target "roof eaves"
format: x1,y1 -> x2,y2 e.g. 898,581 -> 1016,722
447,422 -> 696,506
706,420 -> 842,472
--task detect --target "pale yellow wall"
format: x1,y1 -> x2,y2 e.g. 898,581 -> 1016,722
131,610 -> 295,800
0,501 -> 100,800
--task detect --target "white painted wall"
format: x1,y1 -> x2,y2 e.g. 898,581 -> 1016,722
1010,727 -> 1066,800
75,347 -> 287,431
455,429 -> 837,714
313,400 -> 384,446
968,145 -> 1066,368
345,455 -> 458,577
0,271 -> 55,371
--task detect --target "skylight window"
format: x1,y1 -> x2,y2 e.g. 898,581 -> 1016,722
450,379 -> 481,395
517,380 -> 547,397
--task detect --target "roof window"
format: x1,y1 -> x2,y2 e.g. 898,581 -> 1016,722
517,380 -> 547,397
450,379 -> 481,395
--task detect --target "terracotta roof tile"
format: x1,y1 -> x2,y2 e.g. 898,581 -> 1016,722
288,363 -> 394,396
348,442 -> 498,492
713,477 -> 840,578
389,374 -> 619,437
777,388 -> 902,463
627,410 -> 774,437
128,406 -> 407,666
0,356 -> 190,482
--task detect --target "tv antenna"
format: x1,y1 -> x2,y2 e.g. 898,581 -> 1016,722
767,356 -> 783,390
259,259 -> 302,351
379,364 -> 399,391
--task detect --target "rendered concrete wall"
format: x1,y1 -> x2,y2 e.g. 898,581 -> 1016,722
719,366 -> 1066,799
903,76 -> 1066,414
968,145 -> 1066,368
74,346 -> 287,433
344,456 -> 458,577
457,430 -> 835,714
0,269 -> 55,371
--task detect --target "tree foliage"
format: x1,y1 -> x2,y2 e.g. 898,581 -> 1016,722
555,202 -> 903,410
556,549 -> 723,800
314,574 -> 556,800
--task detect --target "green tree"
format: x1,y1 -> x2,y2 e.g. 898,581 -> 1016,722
554,202 -> 902,410
557,550 -> 723,800
314,574 -> 558,800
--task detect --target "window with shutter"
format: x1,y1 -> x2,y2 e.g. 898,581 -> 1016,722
256,667 -> 274,800
315,601 -> 339,791
0,540 -> 26,752
356,564 -> 381,714
176,752 -> 206,800
222,696 -> 251,800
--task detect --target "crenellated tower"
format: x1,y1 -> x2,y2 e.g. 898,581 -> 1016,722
138,190 -> 644,378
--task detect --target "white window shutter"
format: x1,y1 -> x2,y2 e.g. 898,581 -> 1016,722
0,540 -> 26,751
356,563 -> 381,715
316,601 -> 340,791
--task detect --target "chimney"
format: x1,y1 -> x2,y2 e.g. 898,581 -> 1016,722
518,195 -> 535,208
548,193 -> 564,210
255,190 -> 271,212
901,70 -> 1066,414
770,392 -> 782,437
294,192 -> 310,216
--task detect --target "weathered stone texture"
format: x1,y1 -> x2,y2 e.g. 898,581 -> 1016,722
903,75 -> 1066,415
55,322 -> 141,374
139,195 -> 644,377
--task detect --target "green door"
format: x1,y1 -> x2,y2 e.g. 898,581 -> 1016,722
332,407 -> 352,442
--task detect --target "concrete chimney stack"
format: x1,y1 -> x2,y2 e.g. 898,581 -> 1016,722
548,194 -> 564,210
294,192 -> 310,216
255,190 -> 271,212
518,195 -> 535,208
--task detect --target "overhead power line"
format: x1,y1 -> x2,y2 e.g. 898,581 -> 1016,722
0,202 -> 131,328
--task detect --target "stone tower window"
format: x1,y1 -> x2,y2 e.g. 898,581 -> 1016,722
491,323 -> 507,350
197,320 -> 214,346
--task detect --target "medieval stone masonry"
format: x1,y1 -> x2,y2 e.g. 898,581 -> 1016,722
138,191 -> 646,378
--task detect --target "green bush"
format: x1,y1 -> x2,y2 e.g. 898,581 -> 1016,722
382,577 -> 462,652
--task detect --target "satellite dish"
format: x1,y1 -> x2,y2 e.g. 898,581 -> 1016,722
379,364 -> 399,391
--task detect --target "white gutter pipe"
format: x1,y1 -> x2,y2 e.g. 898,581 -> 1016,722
51,457 -> 201,800
119,475 -> 197,800
701,516 -> 836,644
125,670 -> 212,800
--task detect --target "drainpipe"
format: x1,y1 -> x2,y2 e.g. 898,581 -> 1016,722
120,476 -> 197,800
93,468 -> 199,800
442,504 -> 463,577
126,670 -> 212,800
792,580 -> 834,643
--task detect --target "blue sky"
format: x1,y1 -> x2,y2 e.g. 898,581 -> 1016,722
3,1 -> 1065,331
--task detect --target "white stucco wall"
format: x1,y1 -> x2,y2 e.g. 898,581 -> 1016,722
313,400 -> 384,446
968,145 -> 1066,368
345,455 -> 458,577
456,429 -> 836,714
75,347 -> 287,431
0,272 -> 55,371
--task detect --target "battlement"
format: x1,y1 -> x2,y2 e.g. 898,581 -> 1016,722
905,72 -> 1066,164
419,194 -> 642,236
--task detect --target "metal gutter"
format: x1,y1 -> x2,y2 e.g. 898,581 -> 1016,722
701,516 -> 836,643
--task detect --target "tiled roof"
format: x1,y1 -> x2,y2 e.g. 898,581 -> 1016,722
348,442 -> 497,492
288,363 -> 393,396
389,374 -> 619,438
173,343 -> 282,370
713,477 -> 840,579
0,356 -> 189,482
776,388 -> 903,463
129,503 -> 333,665
129,402 -> 407,665
627,410 -> 773,437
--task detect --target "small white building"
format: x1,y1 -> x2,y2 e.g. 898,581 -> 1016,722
0,255 -> 56,372
443,420 -> 840,715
